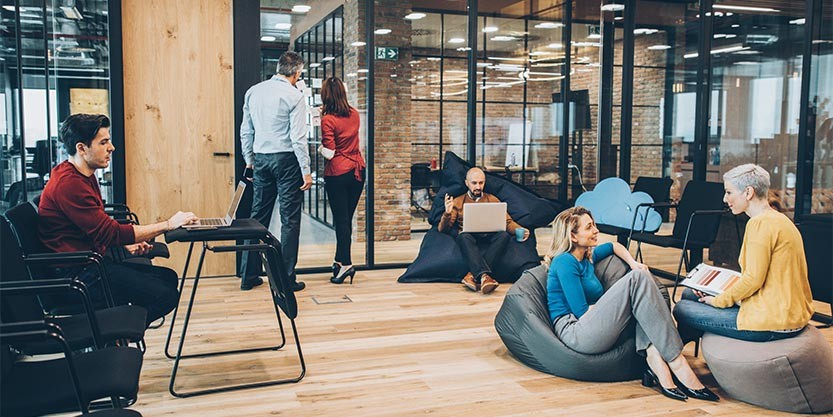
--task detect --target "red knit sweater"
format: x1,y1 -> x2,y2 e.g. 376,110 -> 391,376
38,161 -> 135,254
321,107 -> 366,181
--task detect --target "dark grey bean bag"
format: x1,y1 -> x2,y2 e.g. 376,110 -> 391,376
494,255 -> 670,382
398,152 -> 563,284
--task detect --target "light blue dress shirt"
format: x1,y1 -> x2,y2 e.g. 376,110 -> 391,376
240,75 -> 310,175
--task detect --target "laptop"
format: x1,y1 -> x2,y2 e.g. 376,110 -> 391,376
462,202 -> 507,233
182,181 -> 246,229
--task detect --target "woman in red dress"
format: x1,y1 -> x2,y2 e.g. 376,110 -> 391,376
320,77 -> 366,284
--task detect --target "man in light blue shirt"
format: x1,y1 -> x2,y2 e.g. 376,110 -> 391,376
240,51 -> 312,292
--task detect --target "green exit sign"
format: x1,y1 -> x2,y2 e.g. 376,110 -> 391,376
375,47 -> 399,61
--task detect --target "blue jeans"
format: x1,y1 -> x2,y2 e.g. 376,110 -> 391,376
673,289 -> 802,342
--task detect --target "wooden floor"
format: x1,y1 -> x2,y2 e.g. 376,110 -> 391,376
122,235 -> 832,416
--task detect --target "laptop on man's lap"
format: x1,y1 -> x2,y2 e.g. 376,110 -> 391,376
462,202 -> 506,233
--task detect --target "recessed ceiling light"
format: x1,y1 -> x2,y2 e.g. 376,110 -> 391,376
427,57 -> 441,61
322,56 -> 335,61
482,26 -> 499,33
789,18 -> 805,25
292,5 -> 311,13
357,69 -> 369,73
449,38 -> 465,44
456,47 -> 472,51
374,28 -> 392,35
734,61 -> 758,65
261,36 -> 276,42
534,22 -> 563,29
547,43 -> 564,49
405,12 -> 426,20
647,45 -> 671,50
713,4 -> 779,13
614,16 -> 624,20
351,41 -> 366,46
600,3 -> 625,12
275,23 -> 291,30
731,24 -> 741,28
309,63 -> 321,68
347,73 -> 357,77
491,36 -> 516,42
634,28 -> 659,35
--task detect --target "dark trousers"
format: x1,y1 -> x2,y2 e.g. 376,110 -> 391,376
241,152 -> 304,284
324,171 -> 365,265
455,231 -> 511,280
51,257 -> 179,326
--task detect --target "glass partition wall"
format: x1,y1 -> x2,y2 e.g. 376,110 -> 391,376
248,0 -> 828,271
1,0 -> 115,214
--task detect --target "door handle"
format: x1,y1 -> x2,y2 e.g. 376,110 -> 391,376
212,152 -> 231,157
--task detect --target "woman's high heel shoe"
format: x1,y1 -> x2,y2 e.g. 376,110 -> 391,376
672,376 -> 719,402
642,367 -> 688,401
330,265 -> 356,284
331,263 -> 340,279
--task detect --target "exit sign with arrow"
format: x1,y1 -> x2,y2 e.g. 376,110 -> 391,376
375,47 -> 399,61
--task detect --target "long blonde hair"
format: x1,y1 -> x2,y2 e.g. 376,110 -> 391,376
544,206 -> 594,265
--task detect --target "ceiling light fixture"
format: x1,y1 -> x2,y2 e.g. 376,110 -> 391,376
601,3 -> 625,12
322,56 -> 335,61
647,45 -> 671,50
309,63 -> 321,68
275,22 -> 291,30
547,43 -> 564,49
491,36 -> 516,41
405,12 -> 426,20
374,28 -> 392,35
449,37 -> 465,44
260,36 -> 276,42
351,41 -> 366,46
482,26 -> 499,33
534,22 -> 563,29
713,4 -> 779,13
292,5 -> 312,13
789,18 -> 805,24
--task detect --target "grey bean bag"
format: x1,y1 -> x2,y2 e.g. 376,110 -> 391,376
702,327 -> 833,414
494,255 -> 670,382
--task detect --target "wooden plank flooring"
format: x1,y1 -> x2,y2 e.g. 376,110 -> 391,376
124,234 -> 833,417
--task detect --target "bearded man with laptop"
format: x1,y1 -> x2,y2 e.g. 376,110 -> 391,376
438,167 -> 529,294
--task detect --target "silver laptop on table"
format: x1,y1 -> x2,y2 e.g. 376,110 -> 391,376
462,202 -> 507,233
182,182 -> 246,229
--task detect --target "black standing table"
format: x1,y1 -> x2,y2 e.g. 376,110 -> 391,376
163,218 -> 305,397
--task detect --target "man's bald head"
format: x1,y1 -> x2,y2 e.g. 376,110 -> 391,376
465,167 -> 486,197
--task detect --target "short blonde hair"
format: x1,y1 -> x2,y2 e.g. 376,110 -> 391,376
723,164 -> 770,199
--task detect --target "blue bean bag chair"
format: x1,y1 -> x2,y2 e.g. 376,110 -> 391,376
398,152 -> 563,283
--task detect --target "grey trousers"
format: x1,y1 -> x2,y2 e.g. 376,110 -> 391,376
552,269 -> 684,362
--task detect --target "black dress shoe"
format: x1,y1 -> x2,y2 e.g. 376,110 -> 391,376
643,367 -> 687,401
674,376 -> 719,402
240,277 -> 264,291
292,281 -> 306,292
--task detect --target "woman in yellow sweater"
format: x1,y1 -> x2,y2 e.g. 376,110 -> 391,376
673,164 -> 814,342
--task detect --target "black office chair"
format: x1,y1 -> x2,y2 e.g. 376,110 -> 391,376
797,213 -> 832,328
633,176 -> 673,221
0,321 -> 143,417
411,163 -> 434,216
628,180 -> 727,299
1,216 -> 147,354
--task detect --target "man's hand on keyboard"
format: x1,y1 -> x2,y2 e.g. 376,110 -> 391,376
167,211 -> 199,230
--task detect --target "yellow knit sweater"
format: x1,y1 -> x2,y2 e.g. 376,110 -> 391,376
713,210 -> 814,331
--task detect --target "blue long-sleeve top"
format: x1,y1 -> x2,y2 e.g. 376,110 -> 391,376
547,242 -> 614,322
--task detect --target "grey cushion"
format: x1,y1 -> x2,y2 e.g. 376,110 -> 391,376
494,254 -> 670,382
702,327 -> 833,414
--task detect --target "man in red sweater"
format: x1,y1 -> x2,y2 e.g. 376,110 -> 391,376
38,114 -> 198,324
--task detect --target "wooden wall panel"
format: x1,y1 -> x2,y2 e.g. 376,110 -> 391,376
122,0 -> 235,276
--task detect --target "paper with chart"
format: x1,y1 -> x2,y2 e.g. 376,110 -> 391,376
680,263 -> 742,296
